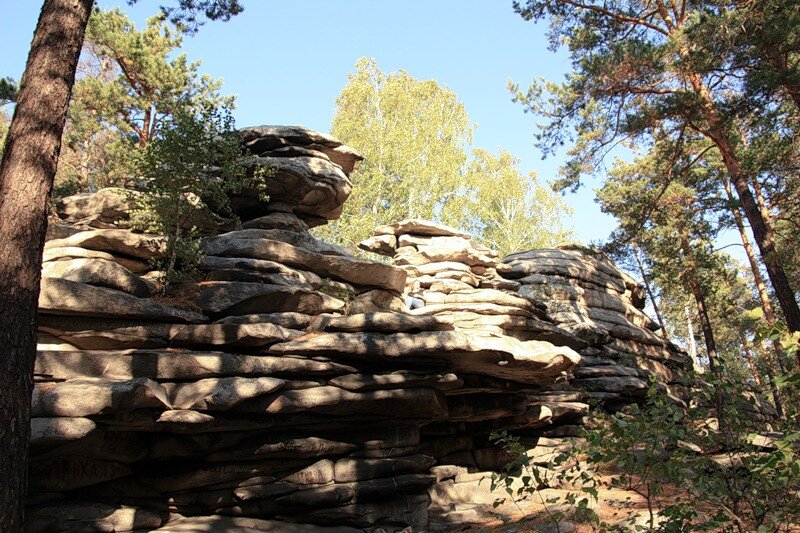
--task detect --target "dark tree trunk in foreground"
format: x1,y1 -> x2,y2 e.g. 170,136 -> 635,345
0,0 -> 94,530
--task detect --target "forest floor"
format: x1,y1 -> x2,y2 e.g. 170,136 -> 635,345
428,472 -> 800,532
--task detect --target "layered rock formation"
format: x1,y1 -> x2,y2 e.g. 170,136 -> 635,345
28,126 -> 692,532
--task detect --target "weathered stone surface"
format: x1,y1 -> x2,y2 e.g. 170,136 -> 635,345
410,302 -> 536,317
374,219 -> 470,238
35,350 -> 355,381
41,428 -> 148,463
573,375 -> 648,395
203,238 -> 406,292
28,210 -> 695,531
42,257 -> 153,296
30,417 -> 96,446
200,255 -> 324,285
46,228 -> 166,261
232,155 -> 352,222
357,234 -> 397,256
303,494 -> 429,528
241,212 -> 310,232
421,288 -> 534,310
503,253 -> 627,293
165,376 -> 286,410
241,386 -> 448,419
153,515 -> 361,532
396,236 -> 497,267
55,187 -> 134,226
29,456 -> 133,491
426,279 -> 476,293
333,455 -> 436,483
276,483 -> 357,508
214,312 -> 313,329
505,248 -> 628,284
32,377 -> 170,417
170,322 -> 302,347
307,312 -> 453,333
282,459 -> 335,485
141,460 -> 306,492
240,125 -> 348,152
27,503 -> 162,532
46,222 -> 83,241
269,331 -> 580,384
207,436 -> 358,462
444,313 -> 588,350
43,246 -> 150,273
206,229 -> 350,257
157,409 -> 216,427
39,278 -> 205,323
196,282 -> 345,317
329,371 -> 462,392
347,289 -> 406,314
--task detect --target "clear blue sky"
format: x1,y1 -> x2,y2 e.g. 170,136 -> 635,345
1,1 -> 624,245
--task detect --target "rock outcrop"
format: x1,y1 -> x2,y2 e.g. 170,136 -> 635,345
29,126 -> 692,532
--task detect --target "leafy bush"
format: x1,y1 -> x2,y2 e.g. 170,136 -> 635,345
131,103 -> 267,293
492,369 -> 800,532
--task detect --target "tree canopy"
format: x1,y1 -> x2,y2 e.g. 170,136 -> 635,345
57,7 -> 234,190
321,57 -> 572,256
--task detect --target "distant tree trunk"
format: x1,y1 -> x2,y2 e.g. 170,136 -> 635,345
633,244 -> 667,337
759,340 -> 788,418
690,282 -> 719,374
685,303 -> 698,365
0,0 -> 94,530
739,336 -> 764,389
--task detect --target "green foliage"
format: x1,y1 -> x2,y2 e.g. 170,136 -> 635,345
129,0 -> 244,34
320,57 -> 472,248
493,368 -> 800,531
321,58 -> 573,254
59,7 -> 234,190
440,148 -> 573,257
489,431 -> 598,530
130,104 -> 265,292
0,77 -> 17,105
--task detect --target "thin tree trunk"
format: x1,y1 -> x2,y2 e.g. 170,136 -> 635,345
753,340 -> 786,419
633,244 -> 667,337
685,303 -> 698,366
0,1 -> 94,530
690,282 -> 719,374
739,335 -> 763,387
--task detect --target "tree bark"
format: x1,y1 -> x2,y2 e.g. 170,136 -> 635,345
690,95 -> 800,331
0,0 -> 94,530
722,179 -> 797,367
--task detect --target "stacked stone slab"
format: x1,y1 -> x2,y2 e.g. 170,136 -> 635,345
501,246 -> 694,406
28,128 -> 595,532
358,223 -> 695,528
359,221 -> 593,470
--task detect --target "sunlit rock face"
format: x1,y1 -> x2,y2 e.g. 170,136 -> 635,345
28,126 -> 691,532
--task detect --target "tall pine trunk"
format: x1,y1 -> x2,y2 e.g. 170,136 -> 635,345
0,1 -> 94,530
722,179 -> 796,368
683,71 -> 800,332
